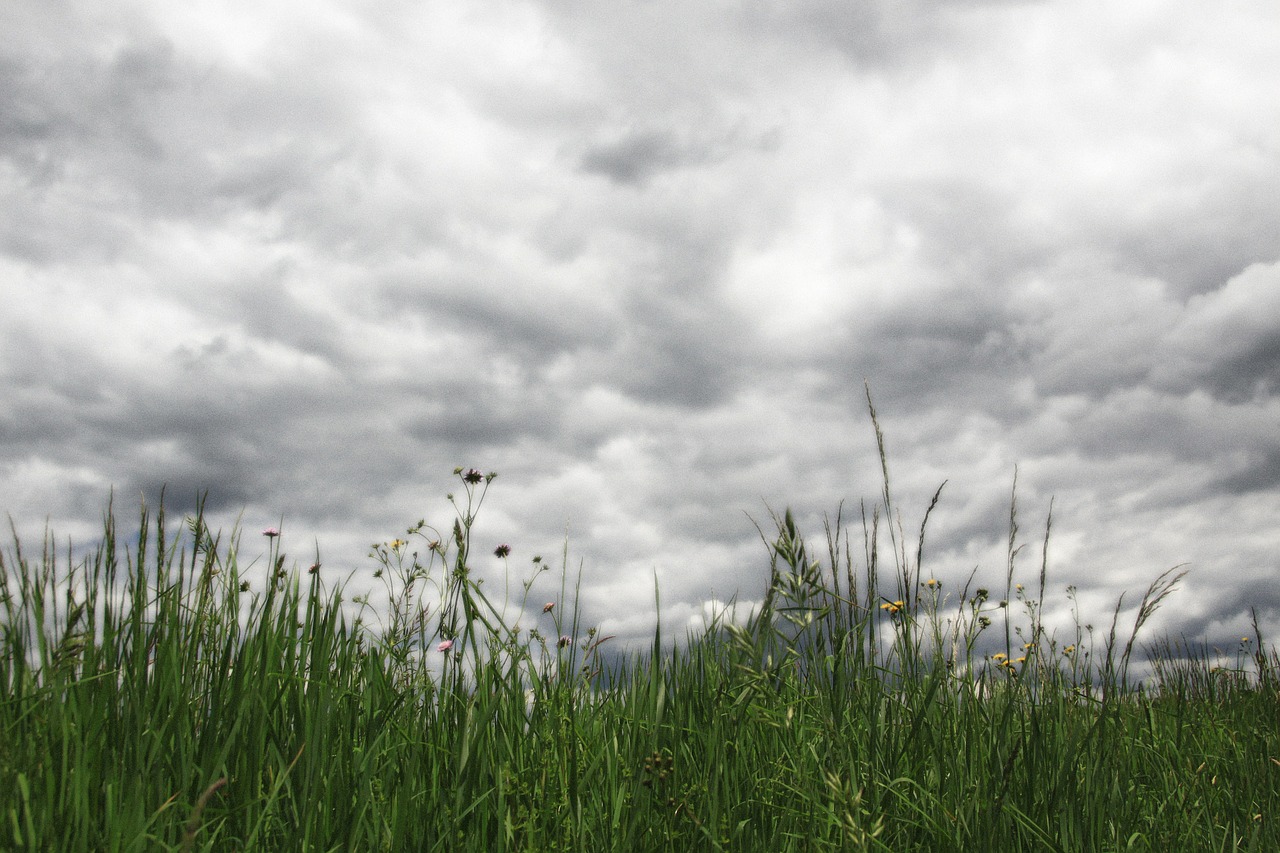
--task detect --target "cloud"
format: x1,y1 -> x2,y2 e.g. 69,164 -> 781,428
1154,262 -> 1280,402
2,0 -> 1279,658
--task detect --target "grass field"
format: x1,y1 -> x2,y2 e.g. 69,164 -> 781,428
3,415 -> 1278,851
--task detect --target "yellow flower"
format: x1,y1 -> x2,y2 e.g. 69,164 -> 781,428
992,653 -> 1008,662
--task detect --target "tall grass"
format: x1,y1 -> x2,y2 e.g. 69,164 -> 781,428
3,418 -> 1278,851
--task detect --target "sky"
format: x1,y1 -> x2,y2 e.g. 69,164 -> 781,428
3,0 -> 1279,661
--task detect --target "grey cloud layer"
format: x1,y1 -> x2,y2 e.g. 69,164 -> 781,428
2,0 -> 1279,652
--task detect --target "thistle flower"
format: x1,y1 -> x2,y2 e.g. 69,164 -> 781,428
463,468 -> 484,484
558,635 -> 572,648
263,527 -> 280,538
437,639 -> 455,653
494,544 -> 511,558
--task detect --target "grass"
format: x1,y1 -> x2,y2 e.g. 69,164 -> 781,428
3,406 -> 1278,851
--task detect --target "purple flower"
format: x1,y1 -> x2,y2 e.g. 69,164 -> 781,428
558,635 -> 572,648
463,468 -> 484,484
262,527 -> 280,538
437,639 -> 455,653
494,544 -> 511,558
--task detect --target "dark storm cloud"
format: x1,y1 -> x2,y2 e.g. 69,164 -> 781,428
588,288 -> 753,409
1151,263 -> 1280,402
739,0 -> 1048,70
577,122 -> 768,188
580,129 -> 697,187
375,271 -> 621,364
1147,570 -> 1280,651
399,377 -> 566,450
1107,188 -> 1280,300
1203,333 -> 1280,404
1214,446 -> 1280,497
126,460 -> 259,519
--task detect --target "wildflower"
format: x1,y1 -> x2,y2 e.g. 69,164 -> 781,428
1015,656 -> 1026,665
463,468 -> 484,484
239,581 -> 250,592
1015,583 -> 1024,593
543,602 -> 555,613
308,563 -> 320,574
1063,645 -> 1076,655
263,527 -> 280,538
558,635 -> 572,648
437,639 -> 455,653
1023,643 -> 1036,651
992,652 -> 1008,662
494,544 -> 511,558
923,578 -> 940,589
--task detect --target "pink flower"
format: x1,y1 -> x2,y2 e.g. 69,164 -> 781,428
558,635 -> 572,648
437,639 -> 454,653
542,602 -> 555,613
262,527 -> 280,538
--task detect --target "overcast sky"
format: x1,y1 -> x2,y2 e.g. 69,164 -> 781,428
4,0 -> 1279,658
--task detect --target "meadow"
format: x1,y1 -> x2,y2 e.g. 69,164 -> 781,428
3,411 -> 1278,851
